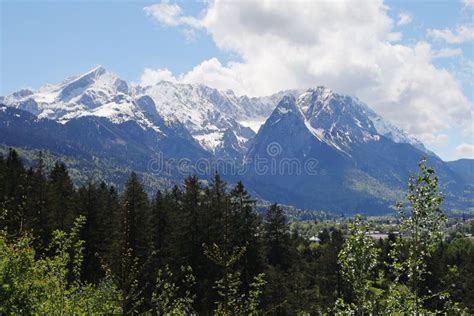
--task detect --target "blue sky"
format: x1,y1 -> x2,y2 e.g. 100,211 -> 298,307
1,0 -> 473,160
1,1 -> 223,93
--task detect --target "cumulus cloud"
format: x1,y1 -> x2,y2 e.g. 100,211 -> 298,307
143,1 -> 201,28
144,0 -> 472,141
455,143 -> 474,159
432,48 -> 463,58
140,68 -> 177,86
397,12 -> 412,26
463,111 -> 474,137
427,24 -> 474,44
420,133 -> 449,146
463,123 -> 474,138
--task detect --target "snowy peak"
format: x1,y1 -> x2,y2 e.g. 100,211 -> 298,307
300,88 -> 380,148
275,95 -> 300,115
2,66 -> 133,122
366,110 -> 429,153
1,67 -> 430,159
62,65 -> 107,85
58,66 -> 129,106
264,87 -> 429,155
137,81 -> 256,158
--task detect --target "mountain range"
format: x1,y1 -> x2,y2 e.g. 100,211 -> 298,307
1,66 -> 472,214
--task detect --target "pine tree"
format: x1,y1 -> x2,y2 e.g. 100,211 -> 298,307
1,149 -> 28,236
264,203 -> 291,270
199,174 -> 230,312
47,162 -> 76,232
77,181 -> 119,283
150,190 -> 168,261
120,172 -> 151,261
114,172 -> 152,313
203,196 -> 266,316
23,152 -> 50,251
205,174 -> 227,246
262,203 -> 294,314
230,181 -> 264,293
179,175 -> 203,267
103,184 -> 120,265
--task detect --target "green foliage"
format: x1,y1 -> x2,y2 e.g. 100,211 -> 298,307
337,214 -> 380,314
264,203 -> 292,269
1,150 -> 473,314
211,271 -> 266,316
389,158 -> 449,313
204,236 -> 266,315
0,216 -> 121,314
152,265 -> 196,315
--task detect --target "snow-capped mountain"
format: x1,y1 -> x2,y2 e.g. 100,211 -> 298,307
136,81 -> 256,159
250,86 -> 429,157
0,66 -> 168,135
2,66 -> 288,160
2,66 -> 468,214
136,82 -> 303,158
244,90 -> 464,213
1,66 -> 427,160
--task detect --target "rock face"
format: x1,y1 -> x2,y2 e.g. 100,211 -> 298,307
1,67 -> 471,214
244,91 -> 467,213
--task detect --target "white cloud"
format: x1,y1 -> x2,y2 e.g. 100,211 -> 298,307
420,133 -> 449,146
427,24 -> 474,44
432,48 -> 463,59
140,68 -> 177,86
463,111 -> 474,137
144,0 -> 472,139
182,58 -> 245,91
462,0 -> 474,9
463,123 -> 474,138
397,12 -> 412,26
455,143 -> 474,159
143,1 -> 200,28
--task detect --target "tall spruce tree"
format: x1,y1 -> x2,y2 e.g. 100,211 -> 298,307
47,162 -> 76,232
99,182 -> 121,267
1,149 -> 27,236
120,172 -> 151,261
115,172 -> 152,313
230,181 -> 264,292
179,175 -> 203,267
264,203 -> 292,270
77,181 -> 119,283
23,152 -> 50,250
150,190 -> 168,262
262,203 -> 294,314
197,174 -> 230,312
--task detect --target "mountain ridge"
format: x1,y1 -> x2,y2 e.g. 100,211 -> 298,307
1,66 -> 471,214
1,66 -> 425,156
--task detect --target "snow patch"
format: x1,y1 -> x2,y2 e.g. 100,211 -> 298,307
238,118 -> 266,133
194,132 -> 224,151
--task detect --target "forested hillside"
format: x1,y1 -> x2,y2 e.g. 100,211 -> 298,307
1,149 -> 473,314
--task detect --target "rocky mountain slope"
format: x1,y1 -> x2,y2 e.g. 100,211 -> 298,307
1,66 -> 471,214
244,92 -> 468,213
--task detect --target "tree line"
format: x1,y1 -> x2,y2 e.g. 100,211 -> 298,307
0,149 -> 473,314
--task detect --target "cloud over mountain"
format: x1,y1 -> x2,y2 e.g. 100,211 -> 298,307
143,0 -> 472,147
